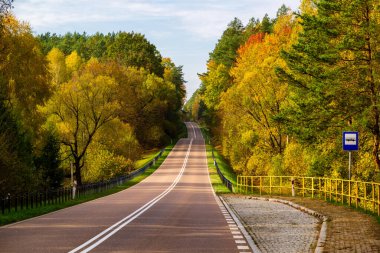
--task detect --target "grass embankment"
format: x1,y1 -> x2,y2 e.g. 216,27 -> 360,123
199,126 -> 237,194
134,149 -> 163,169
0,145 -> 174,226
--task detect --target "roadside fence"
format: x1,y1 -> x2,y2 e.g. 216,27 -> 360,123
0,149 -> 164,215
237,176 -> 380,216
212,149 -> 234,192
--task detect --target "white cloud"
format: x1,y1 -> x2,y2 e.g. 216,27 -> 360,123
13,0 -> 301,98
14,0 -> 300,37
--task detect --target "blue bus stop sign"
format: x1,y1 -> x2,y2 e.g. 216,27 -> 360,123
343,132 -> 359,151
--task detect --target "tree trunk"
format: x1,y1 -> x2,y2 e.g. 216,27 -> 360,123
74,159 -> 82,186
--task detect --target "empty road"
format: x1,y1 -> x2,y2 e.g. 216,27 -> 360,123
0,122 -> 248,252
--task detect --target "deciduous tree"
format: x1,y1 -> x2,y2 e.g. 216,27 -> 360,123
41,63 -> 120,185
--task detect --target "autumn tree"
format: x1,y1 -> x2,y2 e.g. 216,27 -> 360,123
0,14 -> 51,195
219,13 -> 297,175
41,60 -> 120,185
0,15 -> 50,121
65,50 -> 82,78
47,48 -> 67,86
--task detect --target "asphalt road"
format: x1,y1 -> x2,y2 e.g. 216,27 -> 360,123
0,122 -> 243,253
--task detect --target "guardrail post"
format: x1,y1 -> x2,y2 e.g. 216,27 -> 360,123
302,178 -> 305,197
372,183 -> 375,213
349,181 -> 351,206
270,176 -> 272,196
251,177 -> 253,194
364,182 -> 367,211
356,181 -> 358,208
329,178 -> 332,201
291,178 -> 295,197
260,177 -> 262,195
312,178 -> 314,198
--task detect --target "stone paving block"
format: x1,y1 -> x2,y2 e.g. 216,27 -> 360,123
224,196 -> 319,253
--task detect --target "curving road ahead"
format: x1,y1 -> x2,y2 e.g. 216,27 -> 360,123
0,122 -> 249,253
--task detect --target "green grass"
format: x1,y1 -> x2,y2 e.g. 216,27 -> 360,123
134,149 -> 162,169
198,125 -> 237,194
0,145 -> 174,226
211,146 -> 237,185
206,144 -> 231,194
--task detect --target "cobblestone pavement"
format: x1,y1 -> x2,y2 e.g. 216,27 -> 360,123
276,196 -> 380,253
223,195 -> 320,253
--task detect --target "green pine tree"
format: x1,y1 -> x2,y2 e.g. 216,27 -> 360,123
278,0 -> 380,176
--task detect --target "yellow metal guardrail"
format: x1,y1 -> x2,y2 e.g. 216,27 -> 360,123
237,176 -> 380,216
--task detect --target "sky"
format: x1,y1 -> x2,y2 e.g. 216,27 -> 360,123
13,0 -> 301,100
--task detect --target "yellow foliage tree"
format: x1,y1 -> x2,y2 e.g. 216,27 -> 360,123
0,14 -> 50,129
47,47 -> 67,87
40,66 -> 120,185
65,50 -> 82,78
220,14 -> 298,175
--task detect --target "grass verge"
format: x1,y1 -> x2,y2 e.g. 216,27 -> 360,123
199,125 -> 237,194
0,145 -> 174,226
206,144 -> 231,194
134,149 -> 162,169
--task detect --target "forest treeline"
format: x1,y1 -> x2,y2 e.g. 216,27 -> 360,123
186,0 -> 380,182
0,2 -> 186,195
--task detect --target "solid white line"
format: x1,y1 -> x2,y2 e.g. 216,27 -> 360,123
219,197 -> 261,253
69,139 -> 193,253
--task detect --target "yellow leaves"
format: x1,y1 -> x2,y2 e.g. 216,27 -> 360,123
143,73 -> 175,101
96,119 -> 140,158
283,142 -> 308,176
202,63 -> 230,110
65,51 -> 82,77
241,130 -> 258,148
47,48 -> 66,87
300,0 -> 318,16
83,142 -> 128,183
1,14 -> 31,35
41,63 -> 121,150
217,13 -> 302,176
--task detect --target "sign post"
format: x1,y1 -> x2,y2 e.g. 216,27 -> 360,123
342,132 -> 359,180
